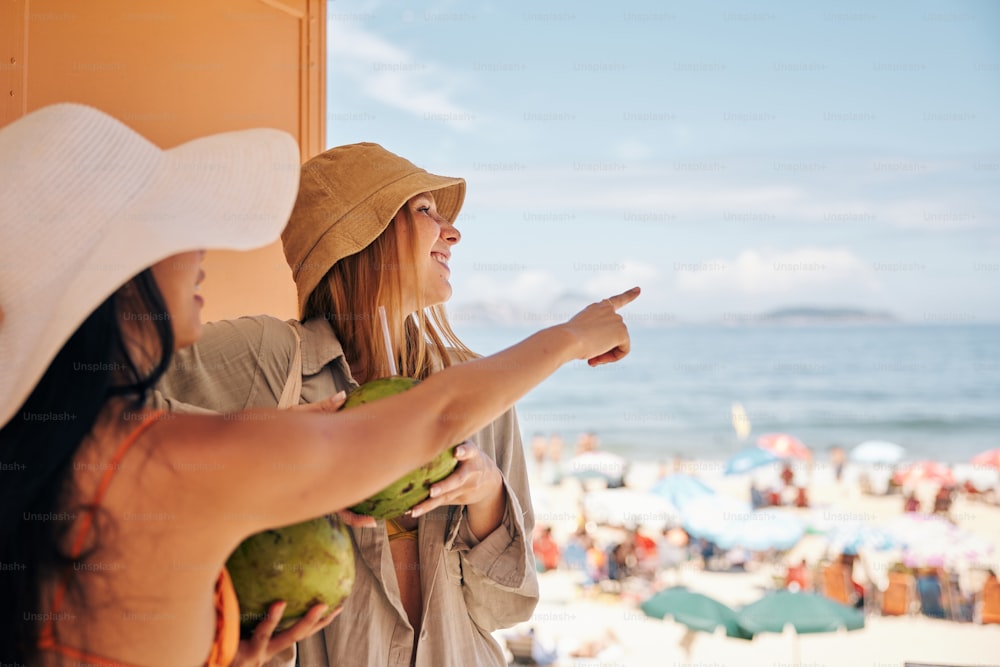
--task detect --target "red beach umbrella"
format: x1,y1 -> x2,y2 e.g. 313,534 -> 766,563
971,448 -> 1000,469
892,460 -> 955,487
756,433 -> 811,460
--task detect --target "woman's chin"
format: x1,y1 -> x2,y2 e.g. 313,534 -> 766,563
173,324 -> 203,351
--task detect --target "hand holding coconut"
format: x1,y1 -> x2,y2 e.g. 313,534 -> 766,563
231,601 -> 340,667
409,441 -> 507,539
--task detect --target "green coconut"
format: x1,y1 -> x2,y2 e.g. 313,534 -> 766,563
340,376 -> 459,519
226,515 -> 354,636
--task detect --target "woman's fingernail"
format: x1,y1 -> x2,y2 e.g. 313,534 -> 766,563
456,446 -> 466,457
430,487 -> 440,498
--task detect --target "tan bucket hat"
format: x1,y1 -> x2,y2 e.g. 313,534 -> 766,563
0,103 -> 300,427
281,142 -> 466,316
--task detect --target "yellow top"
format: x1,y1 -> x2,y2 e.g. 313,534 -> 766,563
386,517 -> 419,542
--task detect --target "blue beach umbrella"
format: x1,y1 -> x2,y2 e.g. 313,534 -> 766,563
649,474 -> 716,511
713,509 -> 805,552
680,495 -> 747,544
682,497 -> 804,552
824,520 -> 900,555
724,446 -> 781,476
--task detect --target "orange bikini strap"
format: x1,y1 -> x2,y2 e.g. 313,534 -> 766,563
50,410 -> 165,617
35,640 -> 132,667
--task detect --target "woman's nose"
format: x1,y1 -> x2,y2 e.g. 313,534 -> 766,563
440,220 -> 461,245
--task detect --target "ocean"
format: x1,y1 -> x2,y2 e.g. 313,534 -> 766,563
455,323 -> 1000,465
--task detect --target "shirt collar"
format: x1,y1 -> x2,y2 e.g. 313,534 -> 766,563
297,316 -> 348,376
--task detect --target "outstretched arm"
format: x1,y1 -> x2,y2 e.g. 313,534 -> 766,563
149,288 -> 641,561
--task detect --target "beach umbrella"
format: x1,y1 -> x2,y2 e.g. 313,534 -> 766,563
649,474 -> 716,511
892,460 -> 954,487
564,451 -> 627,486
885,514 -> 999,570
724,445 -> 781,476
582,488 -> 681,530
756,433 -> 811,460
737,590 -> 864,665
641,586 -> 752,639
903,531 -> 998,571
823,520 -> 899,555
679,495 -> 749,544
883,513 -> 951,545
713,509 -> 805,552
971,448 -> 1000,469
850,440 -> 905,465
738,590 -> 865,634
681,498 -> 805,552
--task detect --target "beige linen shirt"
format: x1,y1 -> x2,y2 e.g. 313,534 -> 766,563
155,315 -> 539,667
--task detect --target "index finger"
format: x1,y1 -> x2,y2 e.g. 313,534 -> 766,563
605,286 -> 641,310
336,508 -> 377,528
249,601 -> 285,643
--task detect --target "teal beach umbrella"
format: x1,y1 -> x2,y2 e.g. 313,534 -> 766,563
737,590 -> 864,665
640,586 -> 753,640
737,591 -> 864,634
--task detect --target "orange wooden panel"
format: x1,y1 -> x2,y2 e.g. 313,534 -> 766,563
3,0 -> 325,322
1,0 -> 28,121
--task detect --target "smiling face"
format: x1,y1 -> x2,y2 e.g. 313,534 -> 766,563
394,191 -> 461,314
149,250 -> 206,350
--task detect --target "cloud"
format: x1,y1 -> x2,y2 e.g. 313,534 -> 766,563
469,165 -> 806,216
675,247 -> 878,296
459,268 -> 566,310
461,160 -> 997,234
581,260 -> 661,298
327,20 -> 476,129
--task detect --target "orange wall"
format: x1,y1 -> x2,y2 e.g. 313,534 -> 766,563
2,0 -> 325,321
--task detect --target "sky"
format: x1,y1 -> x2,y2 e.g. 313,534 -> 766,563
324,0 -> 1000,326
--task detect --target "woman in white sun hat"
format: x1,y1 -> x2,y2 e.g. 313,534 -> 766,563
0,104 -> 638,667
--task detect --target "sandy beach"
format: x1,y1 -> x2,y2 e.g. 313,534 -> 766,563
495,458 -> 1000,667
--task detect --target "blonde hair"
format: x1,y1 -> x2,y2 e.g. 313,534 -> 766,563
303,207 -> 476,381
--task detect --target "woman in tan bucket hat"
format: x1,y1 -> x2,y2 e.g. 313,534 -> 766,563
1,108 -> 638,667
155,143 -> 640,666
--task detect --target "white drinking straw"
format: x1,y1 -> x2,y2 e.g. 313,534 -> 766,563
378,305 -> 398,376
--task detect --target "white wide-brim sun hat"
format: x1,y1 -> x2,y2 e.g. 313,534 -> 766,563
0,103 -> 301,427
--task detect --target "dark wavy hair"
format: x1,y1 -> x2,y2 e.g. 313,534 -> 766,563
0,269 -> 174,664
